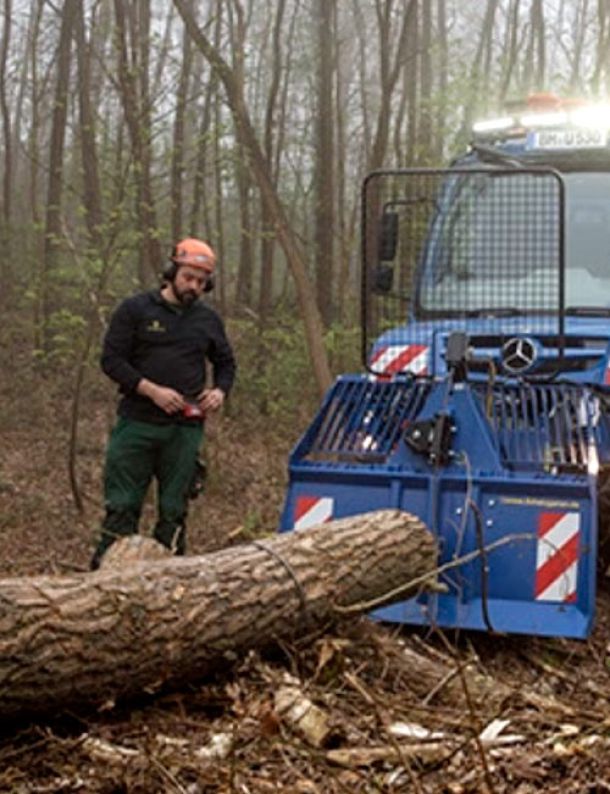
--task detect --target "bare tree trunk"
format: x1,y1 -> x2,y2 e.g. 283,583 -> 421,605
27,0 -> 45,351
212,20 -> 227,315
9,0 -> 34,210
522,0 -> 546,91
567,0 -> 587,91
41,0 -> 78,352
188,51 -> 214,234
592,0 -> 610,94
352,0 -> 372,166
170,6 -> 193,241
418,0 -> 432,163
368,0 -> 415,171
500,0 -> 521,101
235,155 -> 254,308
313,0 -> 335,326
335,3 -> 352,323
68,1 -> 109,515
258,0 -> 287,323
74,3 -> 103,246
406,0 -> 419,162
114,0 -> 162,285
434,0 -> 448,163
152,4 -> 175,94
531,0 -> 546,89
174,0 -> 333,397
0,510 -> 436,718
0,0 -> 12,289
228,0 -> 255,311
460,0 -> 499,140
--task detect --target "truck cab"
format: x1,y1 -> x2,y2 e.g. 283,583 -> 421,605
280,96 -> 610,639
367,96 -> 610,387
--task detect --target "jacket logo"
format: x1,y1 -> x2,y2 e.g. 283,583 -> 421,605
146,319 -> 166,333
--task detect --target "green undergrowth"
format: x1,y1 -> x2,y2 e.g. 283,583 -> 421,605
226,314 -> 361,435
0,304 -> 362,443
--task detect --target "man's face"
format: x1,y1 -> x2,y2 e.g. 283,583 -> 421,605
171,265 -> 210,306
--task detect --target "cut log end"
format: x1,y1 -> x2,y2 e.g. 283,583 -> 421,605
99,536 -> 172,570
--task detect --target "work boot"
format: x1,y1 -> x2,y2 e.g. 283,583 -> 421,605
90,532 -> 117,570
153,520 -> 187,555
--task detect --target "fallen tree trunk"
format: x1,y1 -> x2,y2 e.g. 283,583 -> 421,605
0,510 -> 436,717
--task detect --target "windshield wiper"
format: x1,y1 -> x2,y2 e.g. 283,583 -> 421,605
467,307 -> 524,317
565,306 -> 610,317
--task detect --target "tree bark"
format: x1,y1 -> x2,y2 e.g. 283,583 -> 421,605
0,510 -> 436,718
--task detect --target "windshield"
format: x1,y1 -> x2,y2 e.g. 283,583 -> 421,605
418,171 -> 610,315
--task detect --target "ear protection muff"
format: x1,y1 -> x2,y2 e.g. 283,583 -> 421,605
162,258 -> 178,281
162,250 -> 215,292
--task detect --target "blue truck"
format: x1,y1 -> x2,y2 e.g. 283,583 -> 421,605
280,96 -> 610,638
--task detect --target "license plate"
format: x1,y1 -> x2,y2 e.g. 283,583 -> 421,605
527,128 -> 608,150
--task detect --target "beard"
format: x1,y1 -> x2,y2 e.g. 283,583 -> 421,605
171,282 -> 198,306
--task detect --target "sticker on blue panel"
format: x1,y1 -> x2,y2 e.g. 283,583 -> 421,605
293,496 -> 334,530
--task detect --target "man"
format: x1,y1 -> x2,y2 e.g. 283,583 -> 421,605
91,237 -> 236,569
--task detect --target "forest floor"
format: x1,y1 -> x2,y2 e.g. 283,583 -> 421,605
2,334 -> 610,792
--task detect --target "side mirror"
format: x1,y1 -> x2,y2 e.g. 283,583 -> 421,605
373,263 -> 394,293
378,211 -> 398,261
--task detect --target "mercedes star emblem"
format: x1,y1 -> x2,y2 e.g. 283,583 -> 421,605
501,336 -> 538,374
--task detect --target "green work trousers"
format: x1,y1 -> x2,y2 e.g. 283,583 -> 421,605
93,417 -> 203,565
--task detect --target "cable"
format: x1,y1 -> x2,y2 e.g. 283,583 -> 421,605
251,540 -> 309,623
455,451 -> 495,633
468,498 -> 495,633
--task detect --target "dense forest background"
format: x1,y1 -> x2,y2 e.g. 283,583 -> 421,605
3,0 -> 610,397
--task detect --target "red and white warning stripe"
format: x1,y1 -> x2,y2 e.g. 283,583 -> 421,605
535,512 -> 580,602
370,344 -> 429,376
293,496 -> 334,531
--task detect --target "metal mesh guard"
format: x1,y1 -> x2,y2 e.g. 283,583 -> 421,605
363,168 -> 564,378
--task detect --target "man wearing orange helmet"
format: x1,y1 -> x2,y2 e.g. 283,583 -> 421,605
90,237 -> 236,569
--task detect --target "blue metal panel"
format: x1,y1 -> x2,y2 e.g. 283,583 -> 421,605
371,316 -> 610,385
280,375 -> 599,638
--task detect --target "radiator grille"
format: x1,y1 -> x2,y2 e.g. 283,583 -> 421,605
304,377 -> 431,463
480,382 -> 598,471
301,377 -> 599,472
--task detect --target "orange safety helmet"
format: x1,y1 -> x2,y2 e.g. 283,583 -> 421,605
170,237 -> 216,273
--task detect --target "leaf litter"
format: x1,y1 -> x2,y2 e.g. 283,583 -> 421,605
2,376 -> 610,791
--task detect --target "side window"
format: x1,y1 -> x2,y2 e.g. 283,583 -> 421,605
567,204 -> 610,277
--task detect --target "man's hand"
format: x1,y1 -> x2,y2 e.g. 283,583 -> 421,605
137,379 -> 185,414
198,387 -> 225,413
